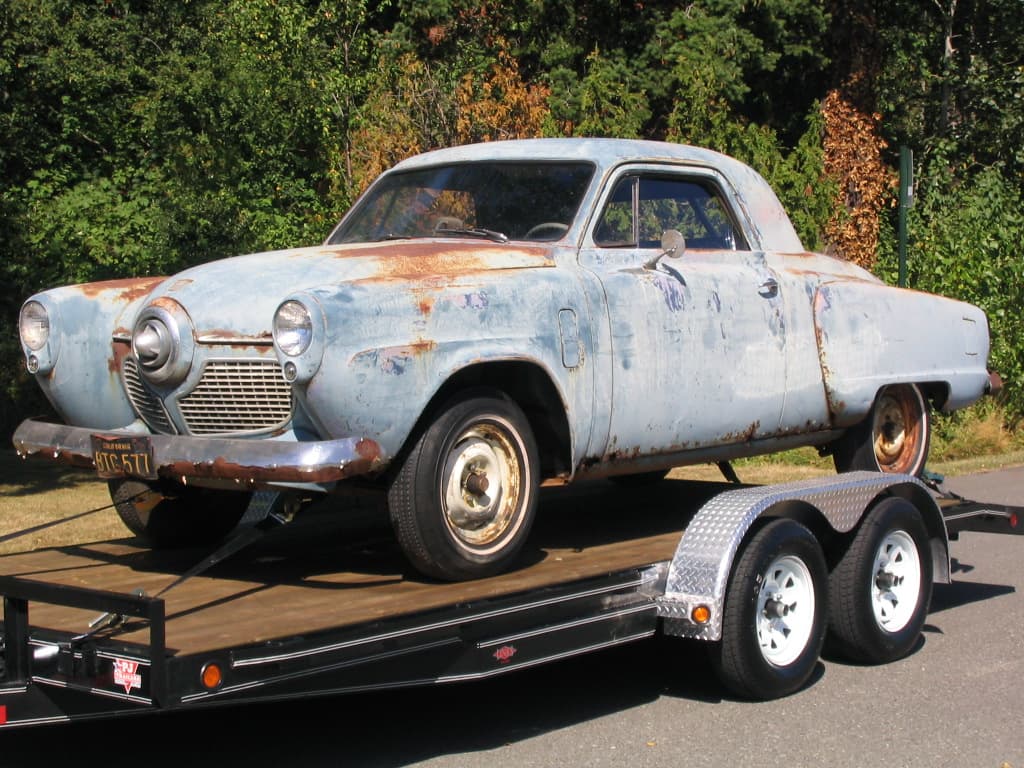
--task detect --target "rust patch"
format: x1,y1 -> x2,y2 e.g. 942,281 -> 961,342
149,296 -> 185,313
355,438 -> 381,462
418,298 -> 434,316
336,241 -> 552,281
161,443 -> 383,485
109,339 -> 132,375
354,341 -> 439,375
77,276 -> 165,303
721,421 -> 761,443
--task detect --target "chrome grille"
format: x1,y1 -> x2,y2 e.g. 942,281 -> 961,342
178,359 -> 292,435
123,357 -> 176,434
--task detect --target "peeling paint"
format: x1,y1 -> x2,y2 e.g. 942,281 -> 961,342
653,274 -> 686,312
76,276 -> 165,303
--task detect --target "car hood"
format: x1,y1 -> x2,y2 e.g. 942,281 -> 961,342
136,240 -> 554,338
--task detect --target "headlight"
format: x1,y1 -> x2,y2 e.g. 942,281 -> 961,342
274,300 -> 313,356
19,301 -> 50,351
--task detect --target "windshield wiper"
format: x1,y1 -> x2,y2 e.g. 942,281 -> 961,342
434,226 -> 509,243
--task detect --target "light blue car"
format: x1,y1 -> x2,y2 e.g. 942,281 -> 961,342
14,138 -> 996,580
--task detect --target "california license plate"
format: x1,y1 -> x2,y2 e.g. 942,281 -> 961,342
91,435 -> 156,479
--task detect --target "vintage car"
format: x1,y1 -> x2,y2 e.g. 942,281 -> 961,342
14,138 -> 995,581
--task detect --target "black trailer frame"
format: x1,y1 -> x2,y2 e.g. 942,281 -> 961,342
0,472 -> 1019,729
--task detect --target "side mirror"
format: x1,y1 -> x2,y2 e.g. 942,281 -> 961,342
643,229 -> 687,270
661,229 -> 686,257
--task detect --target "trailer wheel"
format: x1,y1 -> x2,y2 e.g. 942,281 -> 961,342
713,519 -> 828,700
108,479 -> 248,548
388,391 -> 539,581
827,497 -> 933,664
833,383 -> 930,477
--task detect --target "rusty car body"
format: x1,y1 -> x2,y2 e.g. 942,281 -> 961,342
14,138 -> 994,580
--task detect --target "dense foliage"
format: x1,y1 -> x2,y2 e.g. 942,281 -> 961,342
2,0 -> 1021,437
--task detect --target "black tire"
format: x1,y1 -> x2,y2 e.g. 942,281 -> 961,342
712,518 -> 828,700
387,391 -> 539,581
608,469 -> 670,487
826,497 -> 933,664
108,479 -> 249,548
833,383 -> 931,477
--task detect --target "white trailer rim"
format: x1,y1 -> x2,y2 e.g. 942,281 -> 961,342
870,529 -> 922,632
756,554 -> 816,667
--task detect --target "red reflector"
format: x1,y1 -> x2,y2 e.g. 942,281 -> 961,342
1010,513 -> 1018,529
0,705 -> 7,725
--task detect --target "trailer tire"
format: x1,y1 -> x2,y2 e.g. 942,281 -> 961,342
713,519 -> 828,700
388,391 -> 539,581
826,497 -> 933,664
109,479 -> 248,548
833,383 -> 930,477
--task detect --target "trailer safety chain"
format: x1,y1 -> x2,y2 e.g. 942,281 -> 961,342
921,469 -> 967,502
75,491 -> 296,642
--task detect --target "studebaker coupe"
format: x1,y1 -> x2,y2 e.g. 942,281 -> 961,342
14,139 -> 995,580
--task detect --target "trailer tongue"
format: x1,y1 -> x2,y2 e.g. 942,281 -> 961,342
0,471 -> 1019,728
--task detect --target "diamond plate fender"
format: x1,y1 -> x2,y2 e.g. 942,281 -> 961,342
656,471 -> 949,641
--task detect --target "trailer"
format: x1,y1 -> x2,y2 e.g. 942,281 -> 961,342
0,469 -> 1020,729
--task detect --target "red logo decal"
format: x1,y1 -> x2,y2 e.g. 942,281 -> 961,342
493,645 -> 517,664
113,658 -> 142,695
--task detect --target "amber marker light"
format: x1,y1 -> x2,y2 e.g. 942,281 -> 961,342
201,662 -> 223,690
691,605 -> 712,624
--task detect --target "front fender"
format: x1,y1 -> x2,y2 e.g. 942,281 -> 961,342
280,269 -> 594,463
22,277 -> 165,429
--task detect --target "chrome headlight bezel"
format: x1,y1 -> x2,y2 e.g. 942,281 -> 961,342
19,297 -> 60,374
19,300 -> 50,351
273,300 -> 313,357
273,295 -> 324,384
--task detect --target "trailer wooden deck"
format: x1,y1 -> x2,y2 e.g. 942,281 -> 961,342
0,478 -> 734,656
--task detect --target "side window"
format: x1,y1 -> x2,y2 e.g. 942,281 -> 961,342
594,177 -> 636,246
594,174 -> 747,250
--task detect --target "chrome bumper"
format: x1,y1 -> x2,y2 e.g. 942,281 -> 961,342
11,418 -> 382,486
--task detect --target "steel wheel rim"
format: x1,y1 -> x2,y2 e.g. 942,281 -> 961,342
442,419 -> 524,552
871,529 -> 922,632
756,554 -> 816,667
872,387 -> 924,473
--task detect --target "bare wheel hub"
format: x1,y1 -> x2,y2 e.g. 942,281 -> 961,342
442,423 -> 522,547
873,395 -> 908,463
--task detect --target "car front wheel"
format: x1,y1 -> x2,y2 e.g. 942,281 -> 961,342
108,479 -> 249,548
387,391 -> 539,581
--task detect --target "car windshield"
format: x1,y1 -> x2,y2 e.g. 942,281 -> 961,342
328,161 -> 595,244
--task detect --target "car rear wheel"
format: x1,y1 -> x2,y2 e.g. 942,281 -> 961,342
109,479 -> 249,548
833,383 -> 930,477
387,390 -> 539,581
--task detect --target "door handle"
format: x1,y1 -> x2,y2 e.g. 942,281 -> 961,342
758,279 -> 779,298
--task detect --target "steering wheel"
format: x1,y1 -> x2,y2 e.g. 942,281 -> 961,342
524,222 -> 569,240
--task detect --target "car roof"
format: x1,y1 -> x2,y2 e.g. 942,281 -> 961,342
389,138 -> 805,253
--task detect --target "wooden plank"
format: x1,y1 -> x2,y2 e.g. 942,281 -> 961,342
0,478 -> 734,655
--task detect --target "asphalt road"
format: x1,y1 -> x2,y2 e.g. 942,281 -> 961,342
2,467 -> 1022,767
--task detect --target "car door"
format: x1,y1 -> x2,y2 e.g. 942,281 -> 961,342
578,167 -> 789,461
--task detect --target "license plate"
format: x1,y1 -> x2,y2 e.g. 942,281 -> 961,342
91,434 -> 157,479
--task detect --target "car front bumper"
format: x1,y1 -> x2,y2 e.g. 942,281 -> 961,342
11,418 -> 382,487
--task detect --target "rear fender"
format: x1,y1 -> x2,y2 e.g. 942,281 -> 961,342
813,281 -> 990,426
